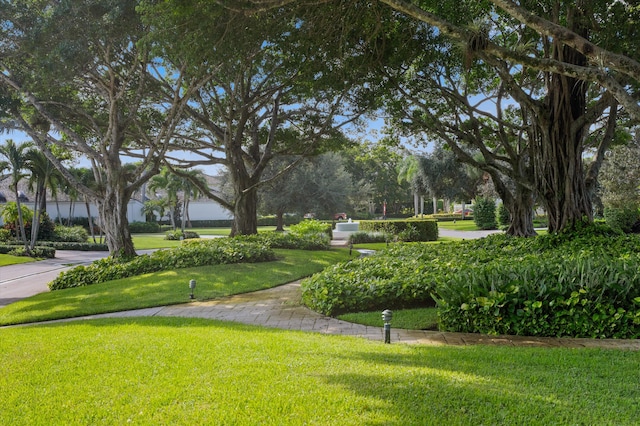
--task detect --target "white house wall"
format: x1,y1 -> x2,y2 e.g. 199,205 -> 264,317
186,201 -> 233,221
0,200 -> 232,225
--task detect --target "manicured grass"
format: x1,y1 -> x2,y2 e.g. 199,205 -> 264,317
338,307 -> 439,330
437,219 -> 480,231
132,234 -> 183,249
0,253 -> 36,266
1,317 -> 638,425
0,249 -> 351,326
131,227 -> 288,249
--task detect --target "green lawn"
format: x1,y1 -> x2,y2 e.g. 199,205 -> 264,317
338,307 -> 439,330
1,317 -> 638,425
437,219 -> 480,231
0,253 -> 36,266
131,227 -> 288,249
0,248 -> 351,326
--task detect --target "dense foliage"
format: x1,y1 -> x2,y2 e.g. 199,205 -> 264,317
164,230 -> 200,240
302,225 -> 640,338
604,206 -> 640,234
0,245 -> 55,258
289,219 -> 333,239
347,231 -> 389,245
235,230 -> 331,251
473,197 -> 498,230
129,222 -> 162,233
50,225 -> 89,243
359,220 -> 438,242
49,238 -> 277,290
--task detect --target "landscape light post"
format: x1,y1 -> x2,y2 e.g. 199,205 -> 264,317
382,309 -> 392,344
189,279 -> 196,300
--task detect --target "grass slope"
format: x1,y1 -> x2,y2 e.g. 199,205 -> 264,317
0,249 -> 350,326
0,253 -> 36,266
1,317 -> 638,425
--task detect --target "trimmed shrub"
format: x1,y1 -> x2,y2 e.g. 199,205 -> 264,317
129,221 -> 161,233
301,225 -> 640,338
165,230 -> 200,240
49,237 -> 276,290
0,228 -> 12,243
347,231 -> 390,245
235,232 -> 330,251
35,241 -> 108,251
289,219 -> 332,239
497,203 -> 511,228
50,225 -> 89,243
0,245 -> 56,258
604,206 -> 640,233
359,219 -> 438,242
473,197 -> 497,230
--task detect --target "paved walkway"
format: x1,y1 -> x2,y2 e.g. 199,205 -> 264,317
1,241 -> 638,350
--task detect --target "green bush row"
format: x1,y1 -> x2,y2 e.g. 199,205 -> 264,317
49,225 -> 89,242
165,230 -> 200,240
358,219 -> 438,242
34,241 -> 109,251
301,226 -> 640,338
49,237 -> 277,291
347,231 -> 389,244
301,245 -> 438,316
234,231 -> 331,250
129,222 -> 161,233
0,245 -> 56,258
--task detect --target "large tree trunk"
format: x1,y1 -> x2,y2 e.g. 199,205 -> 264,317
506,186 -> 536,237
96,184 -> 136,259
231,186 -> 259,236
275,209 -> 285,232
491,173 -> 537,237
534,5 -> 591,233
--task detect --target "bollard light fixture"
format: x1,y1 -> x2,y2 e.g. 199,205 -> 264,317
382,309 -> 392,344
189,279 -> 196,300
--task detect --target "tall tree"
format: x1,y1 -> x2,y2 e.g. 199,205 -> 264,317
341,139 -> 410,216
0,140 -> 31,252
25,149 -> 61,249
258,153 -> 355,230
0,0 -> 201,258
233,0 -> 639,233
140,1 -> 387,235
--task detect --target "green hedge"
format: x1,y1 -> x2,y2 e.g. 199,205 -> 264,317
49,237 -> 277,290
35,241 -> 109,251
301,225 -> 640,338
129,222 -> 161,233
604,206 -> 640,233
234,232 -> 331,251
0,245 -> 56,258
165,230 -> 200,240
358,219 -> 438,242
473,197 -> 497,230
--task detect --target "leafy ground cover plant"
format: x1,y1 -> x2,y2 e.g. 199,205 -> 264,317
302,225 -> 640,338
235,231 -> 330,250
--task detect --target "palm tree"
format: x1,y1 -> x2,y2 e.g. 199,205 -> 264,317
0,139 -> 33,253
25,149 -> 62,249
177,169 -> 207,232
148,168 -> 181,230
397,155 -> 426,217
